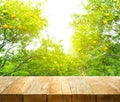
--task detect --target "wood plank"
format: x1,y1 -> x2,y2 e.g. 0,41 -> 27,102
101,77 -> 120,94
25,77 -> 49,94
0,77 -> 120,102
0,77 -> 23,102
61,77 -> 71,102
68,77 -> 92,94
24,77 -> 49,102
48,95 -> 71,102
62,95 -> 71,102
0,94 -> 23,102
0,77 -> 33,102
68,77 -> 95,102
84,77 -> 120,94
24,95 -> 46,102
2,77 -> 33,94
0,77 -> 18,93
68,77 -> 77,95
48,77 -> 62,102
97,95 -> 120,102
48,77 -> 62,94
61,77 -> 71,95
48,95 -> 63,102
71,95 -> 96,102
76,77 -> 92,94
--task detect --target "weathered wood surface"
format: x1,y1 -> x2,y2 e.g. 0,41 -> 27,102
0,76 -> 120,102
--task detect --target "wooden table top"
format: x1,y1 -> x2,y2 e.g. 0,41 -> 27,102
0,76 -> 120,95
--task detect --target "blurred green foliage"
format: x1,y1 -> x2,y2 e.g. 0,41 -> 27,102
71,0 -> 120,75
0,0 -> 120,76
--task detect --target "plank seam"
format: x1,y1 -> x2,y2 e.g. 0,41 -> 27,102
82,77 -> 94,94
46,95 -> 48,102
95,95 -> 97,102
0,77 -> 19,94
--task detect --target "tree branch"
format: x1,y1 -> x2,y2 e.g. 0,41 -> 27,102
0,45 -> 17,68
0,30 -> 7,50
0,41 -> 6,50
1,56 -> 32,76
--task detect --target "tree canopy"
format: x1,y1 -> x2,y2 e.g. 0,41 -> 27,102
0,0 -> 47,75
0,0 -> 120,76
71,0 -> 120,75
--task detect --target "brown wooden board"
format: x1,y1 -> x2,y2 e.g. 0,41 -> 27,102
0,77 -> 18,93
0,77 -> 120,102
68,77 -> 77,94
0,94 -> 23,102
101,77 -> 120,94
68,77 -> 95,102
97,95 -> 120,102
48,77 -> 62,94
77,77 -> 93,94
24,95 -> 46,102
84,77 -> 120,94
47,77 -> 62,102
71,95 -> 96,102
61,77 -> 71,95
24,77 -> 49,94
2,77 -> 33,94
62,95 -> 71,102
24,77 -> 49,102
1,77 -> 33,102
61,77 -> 71,102
48,95 -> 63,102
68,77 -> 92,94
48,95 -> 71,102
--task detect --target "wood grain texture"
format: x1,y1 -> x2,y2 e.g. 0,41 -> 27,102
47,77 -> 62,102
83,76 -> 120,94
24,95 -> 46,102
0,77 -> 18,93
61,77 -> 71,102
101,77 -> 120,94
24,77 -> 48,102
48,77 -> 62,94
61,77 -> 71,95
0,94 -> 23,102
48,95 -> 63,102
62,95 -> 71,102
24,77 -> 49,94
47,77 -> 71,102
0,76 -> 120,102
68,77 -> 92,94
97,95 -> 120,102
2,77 -> 33,94
48,95 -> 71,102
71,95 -> 96,102
68,77 -> 77,94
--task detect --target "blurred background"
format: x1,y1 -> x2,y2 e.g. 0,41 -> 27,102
0,0 -> 120,76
